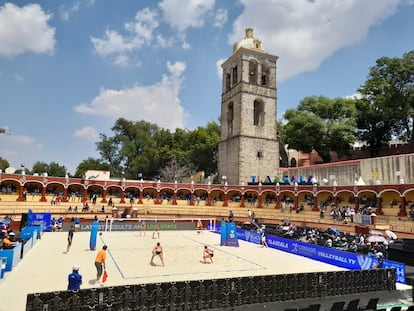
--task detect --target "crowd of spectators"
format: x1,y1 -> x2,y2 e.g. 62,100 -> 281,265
0,216 -> 18,249
240,218 -> 392,260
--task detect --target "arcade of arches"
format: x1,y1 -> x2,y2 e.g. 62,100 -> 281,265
0,173 -> 413,217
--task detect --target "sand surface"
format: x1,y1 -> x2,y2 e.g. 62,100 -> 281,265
0,229 -> 351,311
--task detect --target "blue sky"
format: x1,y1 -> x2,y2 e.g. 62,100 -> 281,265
0,0 -> 413,174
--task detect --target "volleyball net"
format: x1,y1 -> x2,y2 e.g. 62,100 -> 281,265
104,217 -> 217,232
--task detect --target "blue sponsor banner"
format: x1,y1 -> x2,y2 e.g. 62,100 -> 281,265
226,221 -> 239,247
30,212 -> 51,232
89,220 -> 99,250
220,220 -> 227,246
219,221 -> 239,247
235,228 -> 406,284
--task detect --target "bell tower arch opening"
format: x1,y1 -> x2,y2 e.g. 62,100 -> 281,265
218,28 -> 279,185
253,100 -> 264,126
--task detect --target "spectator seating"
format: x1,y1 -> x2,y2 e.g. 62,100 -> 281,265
345,299 -> 360,311
330,301 -> 346,311
358,297 -> 379,310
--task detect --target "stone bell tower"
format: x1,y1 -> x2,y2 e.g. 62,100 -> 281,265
218,28 -> 279,185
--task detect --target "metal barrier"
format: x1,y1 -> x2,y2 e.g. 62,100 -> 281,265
26,268 -> 396,311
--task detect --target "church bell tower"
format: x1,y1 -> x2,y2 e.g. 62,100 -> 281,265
218,28 -> 279,185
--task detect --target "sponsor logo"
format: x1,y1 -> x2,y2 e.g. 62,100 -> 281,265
292,243 -> 317,255
244,231 -> 260,244
357,255 -> 373,269
268,239 -> 288,249
318,251 -> 349,263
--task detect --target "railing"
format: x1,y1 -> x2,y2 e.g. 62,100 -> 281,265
26,269 -> 396,311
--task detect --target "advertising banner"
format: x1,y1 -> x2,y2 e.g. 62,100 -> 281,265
236,228 -> 406,284
220,220 -> 227,246
30,212 -> 51,232
353,214 -> 372,225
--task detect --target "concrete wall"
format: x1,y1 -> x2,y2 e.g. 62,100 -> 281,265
279,153 -> 414,186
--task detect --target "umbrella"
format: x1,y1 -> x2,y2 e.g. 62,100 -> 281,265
328,226 -> 341,236
0,219 -> 11,225
367,235 -> 386,243
385,230 -> 398,240
369,230 -> 383,236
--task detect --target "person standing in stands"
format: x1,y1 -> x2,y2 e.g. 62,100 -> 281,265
95,245 -> 107,283
67,264 -> 82,290
228,210 -> 234,222
373,252 -> 384,269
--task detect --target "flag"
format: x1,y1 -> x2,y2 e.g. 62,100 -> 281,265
102,270 -> 108,283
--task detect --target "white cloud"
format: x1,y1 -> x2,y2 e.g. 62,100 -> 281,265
91,7 -> 159,64
156,34 -> 174,48
344,92 -> 363,100
182,41 -> 191,49
0,133 -> 43,169
216,58 -> 225,79
86,0 -> 95,6
213,8 -> 227,28
229,0 -> 401,81
0,3 -> 55,57
59,2 -> 80,21
74,126 -> 99,141
159,0 -> 215,32
74,61 -> 187,131
13,73 -> 24,83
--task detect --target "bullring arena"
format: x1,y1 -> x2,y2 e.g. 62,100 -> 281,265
0,227 -> 412,310
1,183 -> 414,310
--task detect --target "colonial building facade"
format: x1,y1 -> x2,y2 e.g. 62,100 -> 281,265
218,28 -> 279,185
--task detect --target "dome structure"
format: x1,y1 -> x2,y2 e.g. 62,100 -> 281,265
232,28 -> 265,53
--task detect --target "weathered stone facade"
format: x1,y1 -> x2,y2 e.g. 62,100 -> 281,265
218,29 -> 279,185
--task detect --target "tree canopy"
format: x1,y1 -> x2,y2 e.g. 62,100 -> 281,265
280,96 -> 357,162
356,50 -> 414,156
0,157 -> 9,172
31,161 -> 68,177
87,119 -> 220,180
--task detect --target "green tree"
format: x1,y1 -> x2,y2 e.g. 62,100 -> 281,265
281,96 -> 357,163
96,119 -> 167,179
93,119 -> 220,181
74,158 -> 111,178
357,50 -> 414,155
48,162 -> 67,177
31,161 -> 67,177
186,121 -> 220,176
32,161 -> 50,175
0,157 -> 9,172
355,99 -> 392,156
